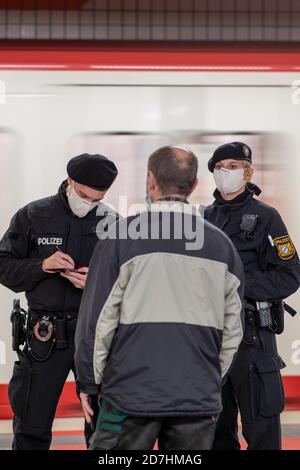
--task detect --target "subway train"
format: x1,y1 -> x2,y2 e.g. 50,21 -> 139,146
0,47 -> 300,422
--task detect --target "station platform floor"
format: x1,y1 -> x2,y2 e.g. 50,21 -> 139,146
1,412 -> 300,450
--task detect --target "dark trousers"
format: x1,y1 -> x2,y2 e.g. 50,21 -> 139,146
89,399 -> 217,450
213,328 -> 285,450
8,331 -> 98,450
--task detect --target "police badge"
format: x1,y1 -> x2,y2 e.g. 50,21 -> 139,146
243,145 -> 250,159
273,234 -> 296,260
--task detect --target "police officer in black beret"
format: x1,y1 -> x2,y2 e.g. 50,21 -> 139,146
0,153 -> 118,450
204,142 -> 300,450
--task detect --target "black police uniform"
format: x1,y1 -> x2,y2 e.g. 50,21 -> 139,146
204,183 -> 300,450
0,180 -> 118,450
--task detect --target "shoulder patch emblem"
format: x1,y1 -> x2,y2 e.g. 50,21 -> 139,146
273,234 -> 296,260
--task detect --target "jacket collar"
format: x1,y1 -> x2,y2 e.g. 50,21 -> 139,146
213,183 -> 261,210
56,180 -> 72,213
149,200 -> 204,216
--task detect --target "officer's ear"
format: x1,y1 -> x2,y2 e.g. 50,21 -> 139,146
66,177 -> 74,194
244,165 -> 254,182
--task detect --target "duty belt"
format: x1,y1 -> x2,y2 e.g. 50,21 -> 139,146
25,311 -> 78,361
29,310 -> 78,319
28,311 -> 77,331
244,298 -> 297,343
11,300 -> 78,361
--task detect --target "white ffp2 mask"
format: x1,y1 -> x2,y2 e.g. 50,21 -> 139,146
67,186 -> 98,218
213,168 -> 245,195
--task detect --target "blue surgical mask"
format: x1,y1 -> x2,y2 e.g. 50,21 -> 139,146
145,190 -> 152,206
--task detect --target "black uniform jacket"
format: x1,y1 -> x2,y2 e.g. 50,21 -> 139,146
204,183 -> 300,301
0,181 -> 117,315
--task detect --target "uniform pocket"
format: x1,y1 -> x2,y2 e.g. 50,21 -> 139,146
8,360 -> 34,419
248,363 -> 260,420
254,355 -> 286,418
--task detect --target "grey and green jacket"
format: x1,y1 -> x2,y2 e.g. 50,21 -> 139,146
75,201 -> 244,417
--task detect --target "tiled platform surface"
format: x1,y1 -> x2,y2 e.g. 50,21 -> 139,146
1,413 -> 300,450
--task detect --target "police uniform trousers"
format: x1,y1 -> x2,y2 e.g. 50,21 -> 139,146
89,399 -> 217,451
213,327 -> 285,450
8,328 -> 99,450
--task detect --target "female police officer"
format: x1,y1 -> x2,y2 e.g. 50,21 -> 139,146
204,142 -> 300,450
0,153 -> 118,450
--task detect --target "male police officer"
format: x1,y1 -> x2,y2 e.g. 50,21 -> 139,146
204,142 -> 300,450
74,146 -> 244,451
0,153 -> 118,450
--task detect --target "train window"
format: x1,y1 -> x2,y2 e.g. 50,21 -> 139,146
183,133 -> 280,207
68,132 -> 277,215
69,133 -> 171,216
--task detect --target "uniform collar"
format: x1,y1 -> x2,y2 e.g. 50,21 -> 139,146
213,183 -> 261,209
57,180 -> 71,213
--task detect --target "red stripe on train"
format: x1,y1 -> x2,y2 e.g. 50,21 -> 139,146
0,48 -> 300,71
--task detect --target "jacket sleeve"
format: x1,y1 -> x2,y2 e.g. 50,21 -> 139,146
245,209 -> 300,301
0,207 -> 50,293
75,235 -> 124,395
219,242 -> 244,379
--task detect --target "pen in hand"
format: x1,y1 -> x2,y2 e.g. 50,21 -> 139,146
53,246 -> 75,272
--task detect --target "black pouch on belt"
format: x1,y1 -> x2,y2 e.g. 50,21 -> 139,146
54,318 -> 68,349
243,300 -> 257,344
271,301 -> 285,335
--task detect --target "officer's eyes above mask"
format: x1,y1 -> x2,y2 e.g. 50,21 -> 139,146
215,163 -> 242,171
78,192 -> 101,203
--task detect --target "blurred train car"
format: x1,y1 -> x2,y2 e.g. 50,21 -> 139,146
0,47 -> 300,418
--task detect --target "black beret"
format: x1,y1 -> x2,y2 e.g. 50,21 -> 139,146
208,142 -> 252,173
67,153 -> 118,190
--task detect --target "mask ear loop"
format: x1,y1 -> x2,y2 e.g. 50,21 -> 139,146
66,179 -> 74,197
